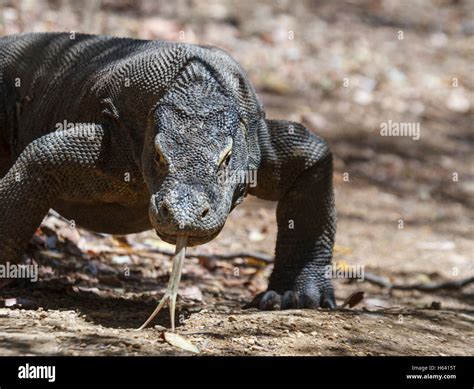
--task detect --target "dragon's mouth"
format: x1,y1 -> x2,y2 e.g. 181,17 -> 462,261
138,228 -> 221,330
155,229 -> 221,247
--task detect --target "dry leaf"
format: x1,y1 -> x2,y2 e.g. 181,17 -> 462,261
338,291 -> 365,309
162,332 -> 200,354
39,250 -> 64,259
4,298 -> 17,307
180,285 -> 203,302
245,258 -> 269,268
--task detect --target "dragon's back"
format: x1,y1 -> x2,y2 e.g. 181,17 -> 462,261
0,33 -> 186,154
0,32 -> 259,159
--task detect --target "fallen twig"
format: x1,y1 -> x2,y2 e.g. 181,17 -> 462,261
358,274 -> 474,291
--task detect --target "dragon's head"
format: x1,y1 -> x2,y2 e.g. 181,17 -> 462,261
142,78 -> 251,246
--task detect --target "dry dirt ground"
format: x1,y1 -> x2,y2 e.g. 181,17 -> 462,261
0,0 -> 473,355
0,194 -> 472,356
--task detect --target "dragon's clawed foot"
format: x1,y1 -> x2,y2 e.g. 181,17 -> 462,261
245,286 -> 336,311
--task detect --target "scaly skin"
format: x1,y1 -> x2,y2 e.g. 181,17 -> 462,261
0,32 -> 336,310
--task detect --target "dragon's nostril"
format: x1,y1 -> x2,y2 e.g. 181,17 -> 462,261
159,203 -> 170,219
201,207 -> 209,218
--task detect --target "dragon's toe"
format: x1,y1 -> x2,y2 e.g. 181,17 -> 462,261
245,284 -> 336,311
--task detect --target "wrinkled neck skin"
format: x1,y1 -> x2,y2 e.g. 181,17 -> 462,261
139,75 -> 255,246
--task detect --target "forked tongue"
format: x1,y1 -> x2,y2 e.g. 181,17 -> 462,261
138,234 -> 187,331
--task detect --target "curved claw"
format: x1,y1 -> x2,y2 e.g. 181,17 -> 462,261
243,290 -> 281,310
259,290 -> 281,310
281,291 -> 301,309
321,290 -> 337,309
243,291 -> 265,309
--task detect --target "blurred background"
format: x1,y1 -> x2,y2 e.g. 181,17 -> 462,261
0,0 -> 473,355
1,0 -> 472,206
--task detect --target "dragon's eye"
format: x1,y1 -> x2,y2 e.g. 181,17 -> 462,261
220,151 -> 232,169
218,140 -> 233,170
155,149 -> 167,166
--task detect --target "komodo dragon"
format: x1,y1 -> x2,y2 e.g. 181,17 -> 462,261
0,32 -> 336,312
